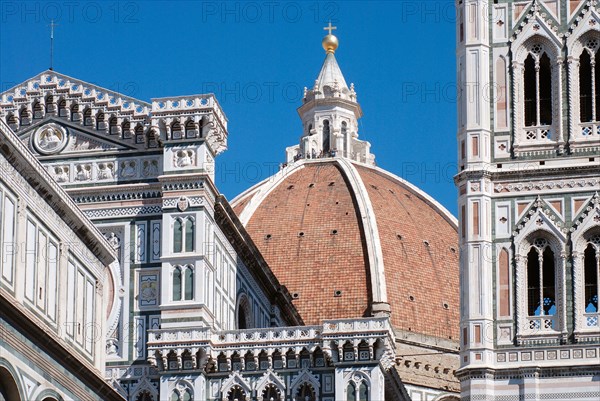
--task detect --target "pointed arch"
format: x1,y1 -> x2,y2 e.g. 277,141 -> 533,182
236,292 -> 253,329
290,370 -> 320,401
512,32 -> 563,151
571,196 -> 600,335
172,266 -> 182,301
256,370 -> 286,401
184,265 -> 194,301
220,372 -> 251,401
185,217 -> 195,253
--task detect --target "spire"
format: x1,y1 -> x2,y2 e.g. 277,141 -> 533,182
306,23 -> 355,102
284,25 -> 374,166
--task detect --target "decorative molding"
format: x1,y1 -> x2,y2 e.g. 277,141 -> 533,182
83,205 -> 162,219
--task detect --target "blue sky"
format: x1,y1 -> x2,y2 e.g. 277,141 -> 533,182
0,1 -> 458,215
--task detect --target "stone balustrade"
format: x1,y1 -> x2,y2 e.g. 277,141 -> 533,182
147,318 -> 396,373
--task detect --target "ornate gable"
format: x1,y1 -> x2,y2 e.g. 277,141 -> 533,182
255,369 -> 286,396
511,0 -> 562,53
571,193 -> 600,243
290,369 -> 320,394
513,196 -> 567,256
568,0 -> 600,29
220,371 -> 251,400
567,1 -> 600,49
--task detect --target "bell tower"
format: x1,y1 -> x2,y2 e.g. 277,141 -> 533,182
456,1 -> 600,399
287,24 -> 375,165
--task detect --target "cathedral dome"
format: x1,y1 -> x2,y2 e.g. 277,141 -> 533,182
232,158 -> 460,340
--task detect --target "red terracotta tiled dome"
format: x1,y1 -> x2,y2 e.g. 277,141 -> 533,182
232,158 -> 460,340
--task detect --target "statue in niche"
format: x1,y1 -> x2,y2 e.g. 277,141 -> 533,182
106,338 -> 119,355
75,164 -> 91,181
104,232 -> 121,250
98,163 -> 114,180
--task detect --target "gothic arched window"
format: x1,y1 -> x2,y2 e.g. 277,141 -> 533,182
584,237 -> 599,315
346,383 -> 355,401
358,383 -> 368,401
185,218 -> 195,252
526,239 -> 556,321
322,120 -> 330,154
173,217 -> 194,254
173,266 -> 182,301
578,37 -> 600,136
524,50 -> 552,129
237,294 -> 253,329
263,384 -> 281,401
184,266 -> 194,301
296,383 -> 315,401
170,389 -> 192,401
228,386 -> 245,401
173,218 -> 183,253
136,391 -> 154,401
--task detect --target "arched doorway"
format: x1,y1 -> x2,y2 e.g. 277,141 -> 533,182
0,366 -> 21,401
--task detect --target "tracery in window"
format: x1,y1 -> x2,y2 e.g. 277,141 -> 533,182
584,236 -> 599,314
296,383 -> 315,401
173,266 -> 182,301
526,239 -> 556,319
262,384 -> 281,401
358,383 -> 368,401
578,37 -> 600,137
523,44 -> 553,141
173,217 -> 195,253
227,386 -> 246,401
171,389 -> 192,401
346,383 -> 355,401
136,391 -> 154,401
173,265 -> 194,302
184,266 -> 194,300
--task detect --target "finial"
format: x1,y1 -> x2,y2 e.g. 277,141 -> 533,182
322,21 -> 338,54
